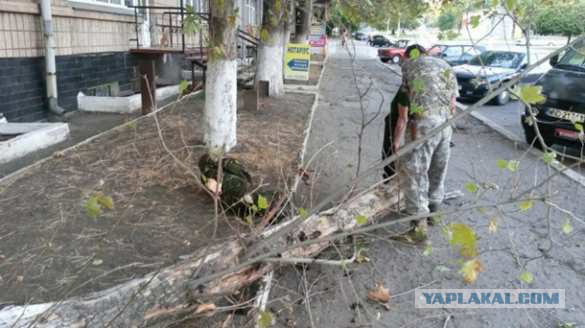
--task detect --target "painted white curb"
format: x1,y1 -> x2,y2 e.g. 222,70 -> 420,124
0,90 -> 202,184
0,123 -> 70,164
78,85 -> 180,114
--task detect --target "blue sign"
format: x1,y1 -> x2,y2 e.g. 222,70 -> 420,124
287,59 -> 309,71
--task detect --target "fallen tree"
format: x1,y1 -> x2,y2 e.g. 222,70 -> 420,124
0,183 -> 401,328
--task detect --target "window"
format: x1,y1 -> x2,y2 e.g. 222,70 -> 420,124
183,0 -> 208,12
443,46 -> 463,57
70,0 -> 135,8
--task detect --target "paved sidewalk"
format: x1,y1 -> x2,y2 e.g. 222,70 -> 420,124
267,40 -> 585,328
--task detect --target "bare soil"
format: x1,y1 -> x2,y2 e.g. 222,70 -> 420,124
0,91 -> 315,305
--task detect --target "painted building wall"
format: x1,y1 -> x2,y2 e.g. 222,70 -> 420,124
0,0 -> 259,122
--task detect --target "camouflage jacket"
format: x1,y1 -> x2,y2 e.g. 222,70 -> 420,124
401,56 -> 459,125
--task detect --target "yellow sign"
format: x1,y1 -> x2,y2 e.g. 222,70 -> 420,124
284,43 -> 310,81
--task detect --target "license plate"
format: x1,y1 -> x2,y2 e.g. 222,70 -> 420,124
555,128 -> 580,139
548,108 -> 585,123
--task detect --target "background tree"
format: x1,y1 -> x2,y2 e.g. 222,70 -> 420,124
204,0 -> 239,154
436,5 -> 460,31
327,0 -> 426,34
256,0 -> 290,97
534,2 -> 585,43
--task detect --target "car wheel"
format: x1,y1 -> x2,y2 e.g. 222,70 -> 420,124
493,90 -> 510,106
392,55 -> 401,64
381,58 -> 389,63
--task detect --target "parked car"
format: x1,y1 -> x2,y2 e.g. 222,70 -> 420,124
377,39 -> 410,64
353,32 -> 367,41
454,50 -> 528,105
521,40 -> 585,153
369,35 -> 392,47
428,44 -> 486,66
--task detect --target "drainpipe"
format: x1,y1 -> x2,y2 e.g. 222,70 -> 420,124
40,0 -> 65,115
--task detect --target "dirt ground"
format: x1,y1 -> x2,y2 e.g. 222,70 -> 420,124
0,91 -> 315,305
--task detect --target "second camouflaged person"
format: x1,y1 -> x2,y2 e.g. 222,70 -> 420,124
392,44 -> 459,240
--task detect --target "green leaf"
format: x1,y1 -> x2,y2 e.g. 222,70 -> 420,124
505,0 -> 516,11
574,123 -> 583,133
245,215 -> 254,226
96,193 -> 114,210
126,121 -> 137,129
562,218 -> 573,235
423,243 -> 433,256
409,48 -> 421,60
298,207 -> 310,220
179,80 -> 189,94
409,103 -> 425,117
470,15 -> 481,29
258,311 -> 273,328
411,78 -> 425,94
518,199 -> 533,212
491,0 -> 500,8
257,194 -> 269,210
85,197 -> 101,219
465,182 -> 479,194
518,270 -> 534,284
496,159 -> 508,169
355,214 -> 368,226
518,85 -> 546,105
543,151 -> 557,165
445,223 -> 478,258
507,160 -> 520,172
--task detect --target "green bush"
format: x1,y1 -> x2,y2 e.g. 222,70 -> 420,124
535,3 -> 585,41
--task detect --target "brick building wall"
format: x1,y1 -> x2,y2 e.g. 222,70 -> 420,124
0,0 -> 137,121
0,0 -> 260,122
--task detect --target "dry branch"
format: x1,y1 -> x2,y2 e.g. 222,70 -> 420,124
0,184 -> 400,328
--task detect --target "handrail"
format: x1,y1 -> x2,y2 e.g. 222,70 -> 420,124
130,4 -> 259,54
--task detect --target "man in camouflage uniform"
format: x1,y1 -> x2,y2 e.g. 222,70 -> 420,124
393,44 -> 459,236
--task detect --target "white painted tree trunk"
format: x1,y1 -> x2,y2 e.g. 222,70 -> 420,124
256,32 -> 285,97
204,59 -> 238,152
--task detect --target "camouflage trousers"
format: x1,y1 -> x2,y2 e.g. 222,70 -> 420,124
399,124 -> 453,215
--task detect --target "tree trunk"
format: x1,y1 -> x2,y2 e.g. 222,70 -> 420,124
204,0 -> 238,153
0,185 -> 401,327
256,0 -> 288,97
396,15 -> 401,36
294,0 -> 312,42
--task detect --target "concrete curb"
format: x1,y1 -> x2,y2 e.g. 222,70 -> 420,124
0,123 -> 70,164
460,104 -> 585,188
0,90 -> 203,186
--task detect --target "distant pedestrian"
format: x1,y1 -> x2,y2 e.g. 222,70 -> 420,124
393,44 -> 459,239
341,28 -> 348,47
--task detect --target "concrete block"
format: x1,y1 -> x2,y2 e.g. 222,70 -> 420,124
77,85 -> 180,114
0,122 -> 70,164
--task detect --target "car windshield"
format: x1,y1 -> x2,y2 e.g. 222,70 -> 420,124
468,51 -> 524,68
557,41 -> 585,68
